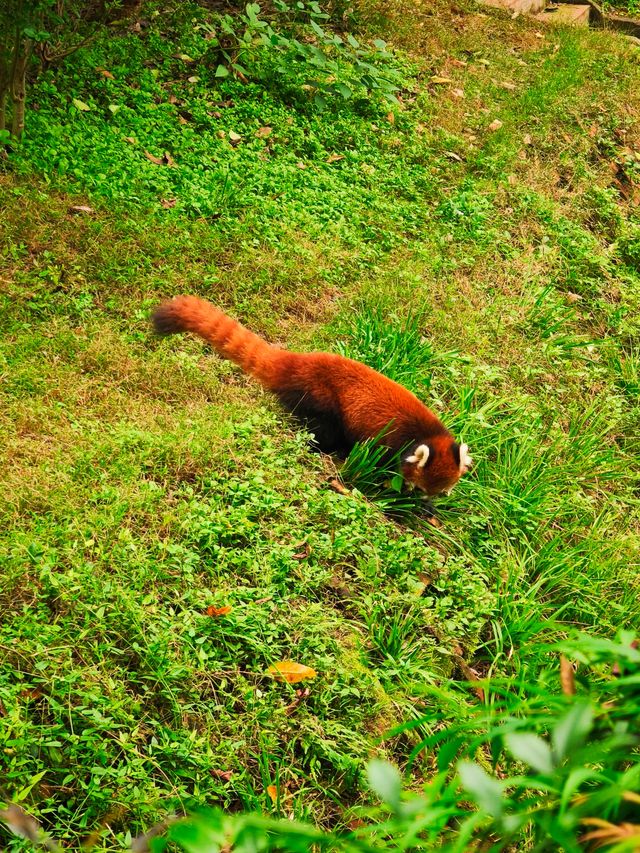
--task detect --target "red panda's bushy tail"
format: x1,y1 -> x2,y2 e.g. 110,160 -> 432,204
151,295 -> 284,386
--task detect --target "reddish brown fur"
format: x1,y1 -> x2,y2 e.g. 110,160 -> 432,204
151,296 -> 469,495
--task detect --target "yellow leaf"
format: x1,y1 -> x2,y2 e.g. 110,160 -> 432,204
430,76 -> 453,84
266,785 -> 278,803
266,660 -> 316,684
207,605 -> 232,617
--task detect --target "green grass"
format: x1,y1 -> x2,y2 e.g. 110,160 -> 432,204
1,0 -> 640,849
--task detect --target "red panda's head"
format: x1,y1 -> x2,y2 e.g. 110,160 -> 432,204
401,436 -> 472,496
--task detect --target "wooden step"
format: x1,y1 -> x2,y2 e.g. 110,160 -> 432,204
480,0 -> 546,13
534,3 -> 591,25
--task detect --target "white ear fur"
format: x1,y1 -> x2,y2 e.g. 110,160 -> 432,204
460,443 -> 473,473
406,444 -> 430,469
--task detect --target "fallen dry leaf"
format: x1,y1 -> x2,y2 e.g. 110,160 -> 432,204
449,58 -> 467,67
266,660 -> 317,684
488,119 -> 503,132
444,151 -> 463,162
328,478 -> 350,496
266,785 -> 278,804
326,153 -> 344,163
96,67 -> 115,80
507,174 -> 517,186
296,161 -> 306,169
523,133 -> 533,145
144,150 -> 177,167
580,817 -> 640,847
451,88 -> 465,99
228,130 -> 242,145
430,75 -> 453,84
500,81 -> 516,91
161,198 -> 177,209
560,654 -> 576,695
19,687 -> 43,700
124,136 -> 136,145
68,205 -> 94,215
210,768 -> 233,782
256,126 -> 272,138
206,605 -> 232,617
385,111 -> 395,124
187,75 -> 200,83
168,94 -> 179,105
144,150 -> 165,165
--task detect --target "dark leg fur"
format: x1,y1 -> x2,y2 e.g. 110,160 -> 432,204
275,389 -> 351,455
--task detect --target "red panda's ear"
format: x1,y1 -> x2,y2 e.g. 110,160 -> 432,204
406,444 -> 430,468
459,443 -> 473,473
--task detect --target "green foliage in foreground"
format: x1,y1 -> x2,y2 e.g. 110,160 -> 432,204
1,0 -> 640,850
3,633 -> 640,851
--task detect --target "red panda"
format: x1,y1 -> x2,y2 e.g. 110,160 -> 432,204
151,296 -> 472,496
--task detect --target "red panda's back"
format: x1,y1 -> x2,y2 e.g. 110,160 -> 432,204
274,351 -> 446,450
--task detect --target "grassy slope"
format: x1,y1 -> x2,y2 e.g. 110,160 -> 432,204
1,1 -> 640,847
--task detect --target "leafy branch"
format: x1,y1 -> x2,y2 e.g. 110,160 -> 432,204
201,1 -> 403,108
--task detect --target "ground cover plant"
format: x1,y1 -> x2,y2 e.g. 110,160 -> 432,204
1,0 -> 640,849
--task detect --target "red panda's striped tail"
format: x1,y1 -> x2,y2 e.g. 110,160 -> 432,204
151,296 -> 282,386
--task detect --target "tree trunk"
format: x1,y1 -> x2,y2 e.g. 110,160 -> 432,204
0,56 -> 7,132
0,89 -> 6,133
10,44 -> 28,139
